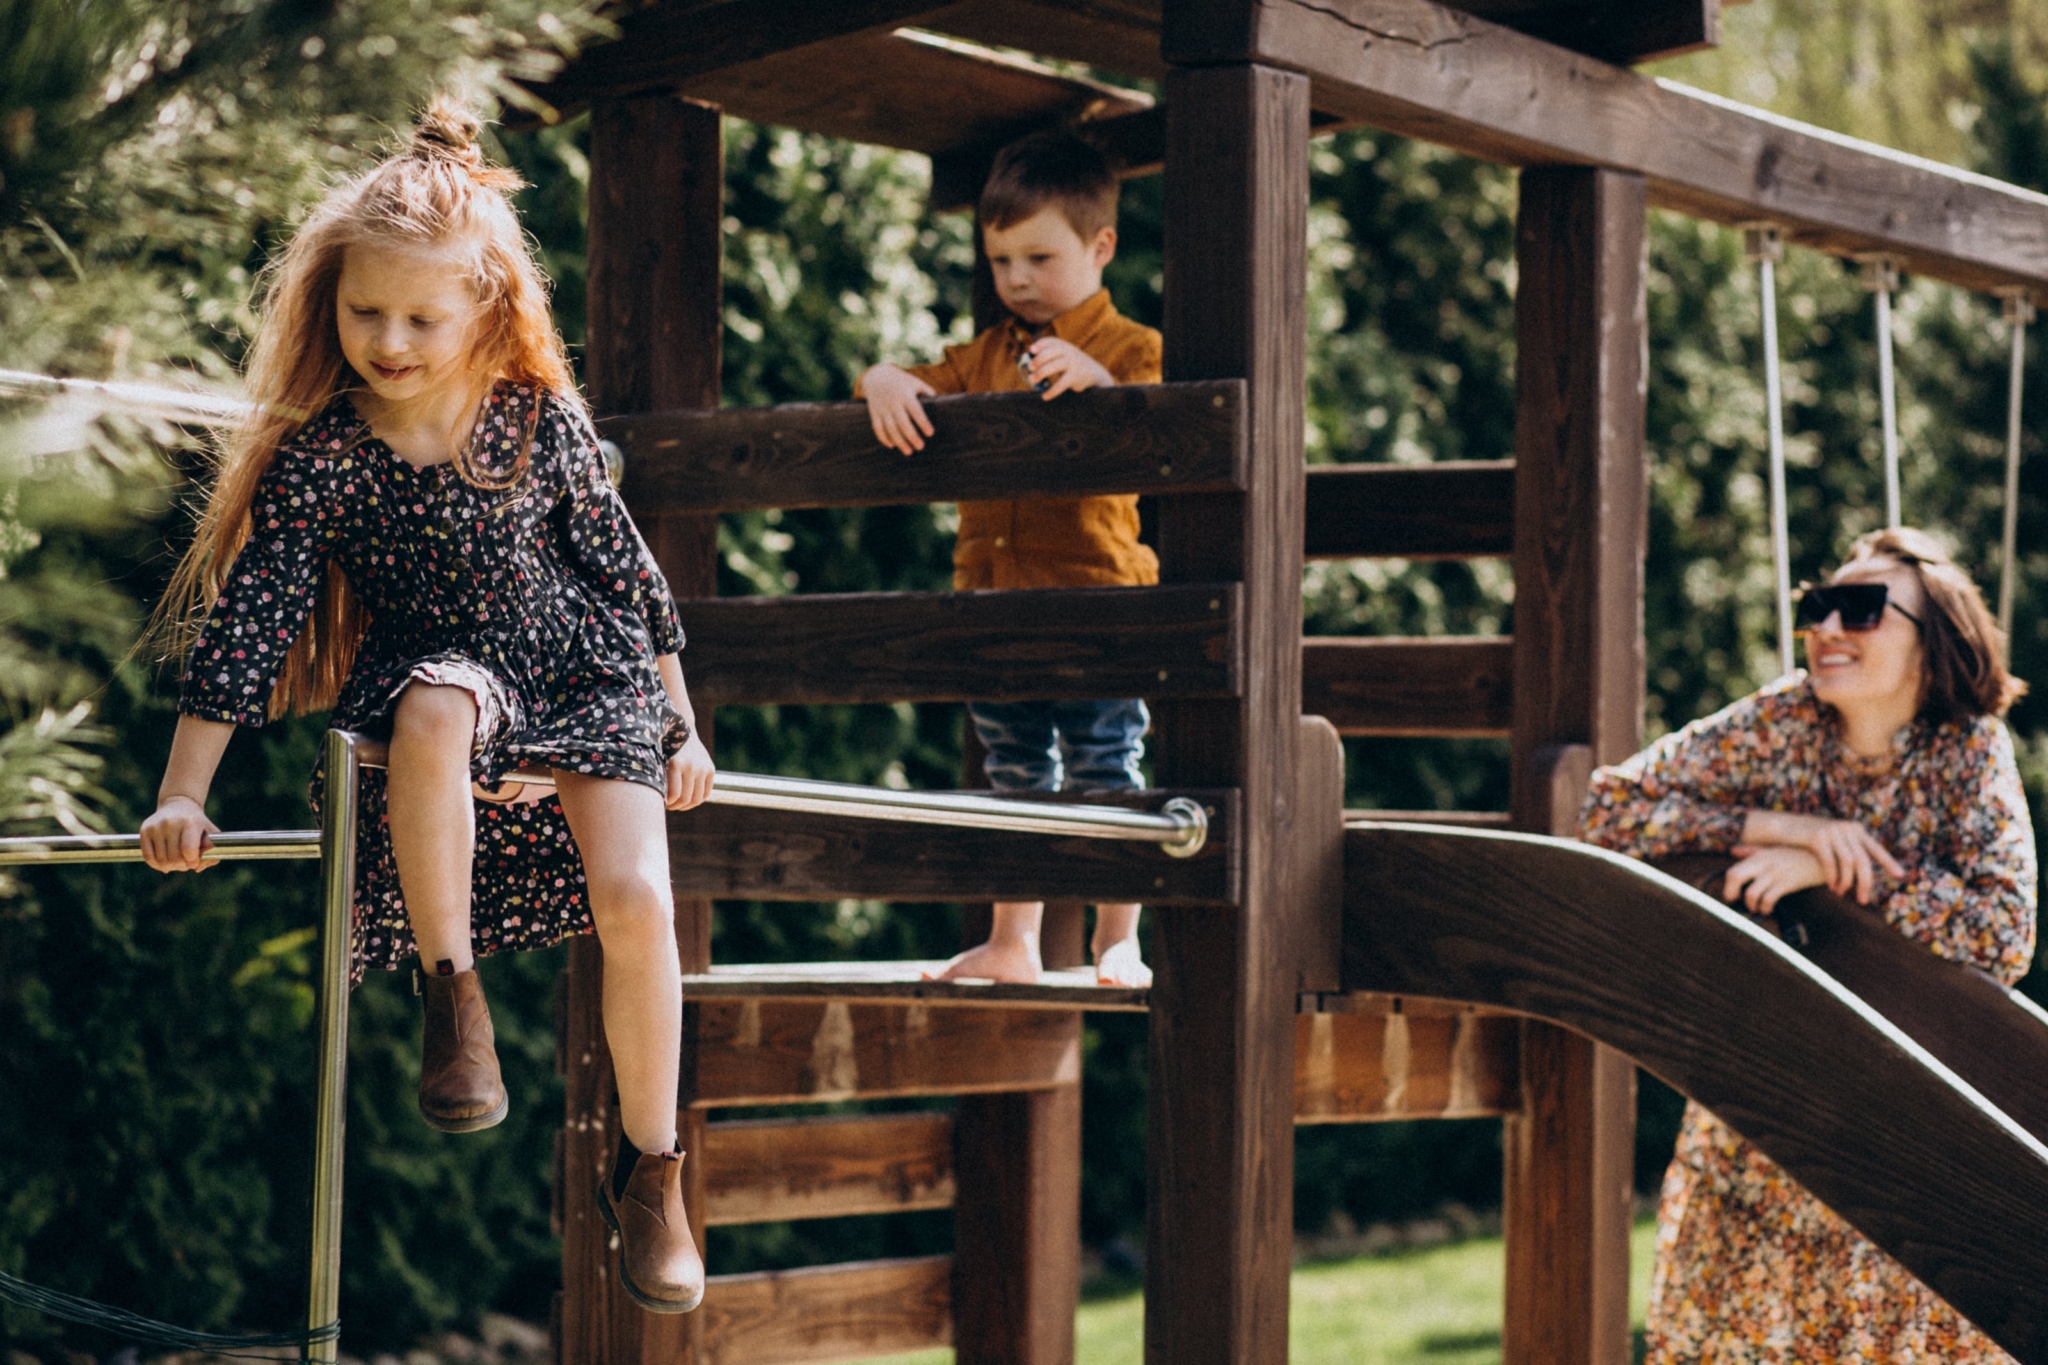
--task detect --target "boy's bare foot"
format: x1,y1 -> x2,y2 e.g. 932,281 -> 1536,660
1093,938 -> 1152,988
923,939 -> 1042,984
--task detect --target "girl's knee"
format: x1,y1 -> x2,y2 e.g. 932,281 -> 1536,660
393,683 -> 478,749
588,872 -> 674,941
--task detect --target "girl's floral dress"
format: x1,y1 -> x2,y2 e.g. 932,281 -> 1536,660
179,382 -> 688,984
1582,674 -> 2037,1363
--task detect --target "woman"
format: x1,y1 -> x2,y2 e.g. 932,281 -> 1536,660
1583,527 -> 2036,1362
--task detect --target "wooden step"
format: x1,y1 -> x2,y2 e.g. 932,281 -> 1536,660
696,1255 -> 951,1365
1304,461 -> 1514,561
1295,997 -> 1522,1123
609,380 -> 1245,514
1302,635 -> 1513,736
681,583 -> 1240,706
703,1112 -> 956,1226
683,961 -> 1148,1011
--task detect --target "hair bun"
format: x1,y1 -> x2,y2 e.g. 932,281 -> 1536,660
411,97 -> 485,169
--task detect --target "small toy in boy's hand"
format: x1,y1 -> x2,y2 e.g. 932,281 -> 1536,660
1018,347 -> 1052,393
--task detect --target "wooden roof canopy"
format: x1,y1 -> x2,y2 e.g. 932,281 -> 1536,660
532,0 -> 2048,292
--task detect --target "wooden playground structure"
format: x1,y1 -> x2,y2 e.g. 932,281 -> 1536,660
523,2 -> 2048,1363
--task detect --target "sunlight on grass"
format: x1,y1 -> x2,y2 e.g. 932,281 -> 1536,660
867,1222 -> 1656,1365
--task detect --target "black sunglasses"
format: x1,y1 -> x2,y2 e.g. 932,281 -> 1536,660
1793,582 -> 1923,633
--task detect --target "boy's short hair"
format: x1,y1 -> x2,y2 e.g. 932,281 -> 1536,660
979,130 -> 1119,239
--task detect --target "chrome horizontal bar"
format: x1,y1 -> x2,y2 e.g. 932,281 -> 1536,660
0,829 -> 320,866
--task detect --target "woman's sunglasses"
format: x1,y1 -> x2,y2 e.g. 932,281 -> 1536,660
1793,582 -> 1923,633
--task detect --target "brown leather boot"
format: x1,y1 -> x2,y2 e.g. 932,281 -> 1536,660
596,1146 -> 705,1313
417,967 -> 508,1133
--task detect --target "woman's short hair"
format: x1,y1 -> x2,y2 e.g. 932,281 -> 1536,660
1838,527 -> 2027,722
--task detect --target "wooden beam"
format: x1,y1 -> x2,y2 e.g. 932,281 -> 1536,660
952,1084 -> 1083,1365
1164,0 -> 2048,293
679,584 -> 1240,705
687,1000 -> 1081,1107
701,1113 -> 956,1225
1294,1002 -> 1521,1122
681,961 -> 1150,1010
666,789 -> 1236,906
608,381 -> 1246,514
566,91 -> 724,1365
696,1256 -> 952,1365
1303,461 -> 1514,560
1453,0 -> 1717,65
1342,822 -> 2048,1365
1502,166 -> 1647,1365
1302,636 -> 1513,736
1147,60 -> 1310,1365
922,0 -> 1172,80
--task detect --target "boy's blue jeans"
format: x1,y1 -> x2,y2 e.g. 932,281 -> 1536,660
967,699 -> 1149,793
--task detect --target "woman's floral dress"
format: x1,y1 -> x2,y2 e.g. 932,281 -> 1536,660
179,382 -> 688,984
1582,674 -> 2037,1363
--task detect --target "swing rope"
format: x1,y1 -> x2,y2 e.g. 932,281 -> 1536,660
1860,256 -> 1903,528
1747,225 -> 1795,677
1999,289 -> 2034,657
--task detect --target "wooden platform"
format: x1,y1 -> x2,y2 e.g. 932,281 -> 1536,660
681,960 -> 1149,1011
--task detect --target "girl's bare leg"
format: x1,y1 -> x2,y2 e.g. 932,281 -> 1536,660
388,684 -> 480,971
1091,902 -> 1151,987
551,770 -> 681,1154
925,901 -> 1043,984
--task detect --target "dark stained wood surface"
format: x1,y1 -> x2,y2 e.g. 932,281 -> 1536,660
666,788 -> 1236,906
922,0 -> 1171,80
1344,823 -> 2048,1365
1303,461 -> 1514,560
1656,856 -> 2048,1152
696,1255 -> 953,1365
678,584 -> 1240,705
1292,716 -> 1347,994
1146,60 -> 1311,1365
1302,636 -> 1513,736
952,1084 -> 1083,1365
1346,808 -> 1512,828
680,960 -> 1149,1011
1453,0 -> 1717,64
687,1000 -> 1082,1107
1295,1003 -> 1521,1122
1172,0 -> 2048,293
701,1112 -> 956,1226
607,381 -> 1245,514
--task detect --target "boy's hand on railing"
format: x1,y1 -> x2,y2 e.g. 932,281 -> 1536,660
861,364 -> 937,454
664,733 -> 716,812
140,795 -> 221,873
1020,339 -> 1114,400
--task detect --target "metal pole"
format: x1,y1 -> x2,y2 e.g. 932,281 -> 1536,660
0,830 -> 318,865
1747,226 -> 1794,677
2001,289 -> 2035,657
306,729 -> 362,1361
1861,256 -> 1902,528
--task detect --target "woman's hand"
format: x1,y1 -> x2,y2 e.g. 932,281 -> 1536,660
665,732 -> 715,811
1020,339 -> 1114,399
140,795 -> 221,873
1740,810 -> 1904,905
1723,845 -> 1826,915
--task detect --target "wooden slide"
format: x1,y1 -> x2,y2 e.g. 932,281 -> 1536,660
1344,822 -> 2048,1364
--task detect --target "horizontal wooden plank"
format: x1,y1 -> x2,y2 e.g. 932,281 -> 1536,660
1302,636 -> 1513,736
684,961 -> 1149,1011
703,1112 -> 956,1225
1345,809 -> 1513,828
680,584 -> 1240,705
1304,462 -> 1514,560
1342,822 -> 2048,1363
668,789 -> 1236,906
922,0 -> 1171,80
698,1255 -> 952,1365
1190,0 -> 2048,293
1295,1003 -> 1520,1123
610,381 -> 1245,514
688,999 -> 1081,1106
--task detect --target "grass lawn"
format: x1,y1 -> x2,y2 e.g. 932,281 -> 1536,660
869,1222 -> 1656,1365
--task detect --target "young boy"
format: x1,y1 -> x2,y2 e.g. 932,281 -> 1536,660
859,130 -> 1158,989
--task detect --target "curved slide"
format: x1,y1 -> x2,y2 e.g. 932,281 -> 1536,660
1344,823 -> 2048,1364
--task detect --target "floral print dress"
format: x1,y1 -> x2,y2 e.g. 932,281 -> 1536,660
1582,673 -> 2037,1364
179,382 -> 688,984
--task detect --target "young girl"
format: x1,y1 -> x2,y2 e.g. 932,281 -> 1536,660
139,101 -> 711,1315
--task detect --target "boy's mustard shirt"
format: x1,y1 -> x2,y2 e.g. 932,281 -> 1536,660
896,288 -> 1162,591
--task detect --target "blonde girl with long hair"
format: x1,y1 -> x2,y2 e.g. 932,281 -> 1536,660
141,101 -> 710,1314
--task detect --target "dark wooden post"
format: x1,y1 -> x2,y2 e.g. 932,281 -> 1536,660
561,92 -> 723,1365
1504,165 -> 1648,1365
1148,59 -> 1310,1365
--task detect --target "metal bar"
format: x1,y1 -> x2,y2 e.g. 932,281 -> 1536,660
306,729 -> 360,1361
2000,289 -> 2034,656
0,366 -> 252,427
0,829 -> 317,865
1748,226 -> 1795,677
1861,256 -> 1903,527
